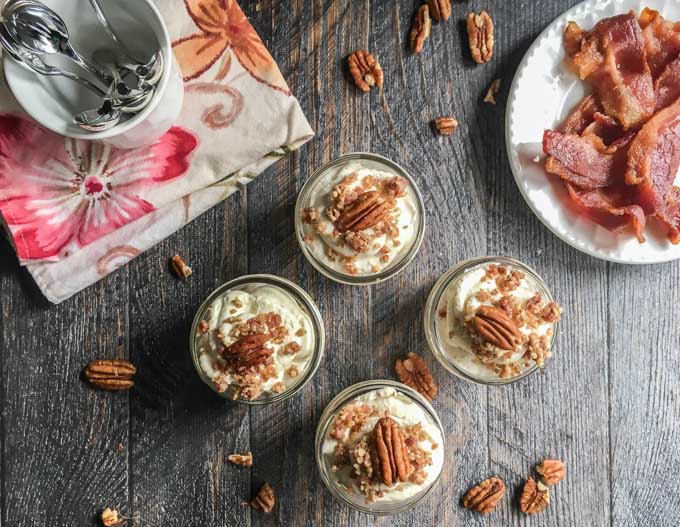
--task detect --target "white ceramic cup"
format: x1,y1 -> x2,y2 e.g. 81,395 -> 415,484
2,0 -> 184,148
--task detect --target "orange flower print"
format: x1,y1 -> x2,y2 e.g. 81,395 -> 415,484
173,0 -> 291,95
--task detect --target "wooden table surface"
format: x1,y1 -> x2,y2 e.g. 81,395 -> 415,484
2,0 -> 679,525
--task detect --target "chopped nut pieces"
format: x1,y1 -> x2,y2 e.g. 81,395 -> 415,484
473,306 -> 522,350
100,508 -> 121,527
519,477 -> 550,515
373,417 -> 411,486
426,0 -> 451,22
410,5 -> 432,53
467,11 -> 494,64
395,353 -> 437,401
170,254 -> 192,279
228,452 -> 253,467
198,320 -> 210,333
462,477 -> 506,514
348,50 -> 383,92
484,78 -> 501,104
251,482 -> 276,513
84,359 -> 136,391
536,459 -> 566,486
434,116 -> 459,135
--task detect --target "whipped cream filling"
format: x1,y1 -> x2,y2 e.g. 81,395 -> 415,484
196,283 -> 315,399
301,161 -> 419,276
322,387 -> 444,504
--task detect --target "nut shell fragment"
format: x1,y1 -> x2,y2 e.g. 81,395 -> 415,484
536,459 -> 566,486
462,476 -> 506,514
519,477 -> 550,515
395,353 -> 437,401
251,482 -> 275,513
348,50 -> 383,92
84,359 -> 136,391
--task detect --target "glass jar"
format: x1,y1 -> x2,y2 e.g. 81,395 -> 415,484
315,380 -> 445,515
190,274 -> 325,405
424,256 -> 559,386
295,153 -> 426,285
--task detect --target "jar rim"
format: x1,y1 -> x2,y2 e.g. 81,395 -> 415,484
424,256 -> 559,386
189,274 -> 325,405
294,152 -> 426,286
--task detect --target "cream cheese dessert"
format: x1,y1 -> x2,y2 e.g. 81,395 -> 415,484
299,161 -> 419,277
321,387 -> 444,504
194,283 -> 316,401
436,262 -> 562,380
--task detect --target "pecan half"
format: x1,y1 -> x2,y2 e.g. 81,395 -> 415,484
348,50 -> 383,92
224,334 -> 273,371
467,11 -> 494,64
536,459 -> 566,486
84,359 -> 136,391
170,255 -> 192,279
519,477 -> 550,515
462,476 -> 506,514
410,5 -> 432,53
100,508 -> 121,526
251,482 -> 275,513
426,0 -> 451,22
434,116 -> 458,135
473,306 -> 522,350
335,191 -> 390,233
373,417 -> 411,486
228,452 -> 253,467
395,353 -> 437,401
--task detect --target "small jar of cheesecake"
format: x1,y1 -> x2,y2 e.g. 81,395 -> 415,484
425,257 -> 562,385
295,153 -> 425,285
190,275 -> 325,404
315,380 -> 444,515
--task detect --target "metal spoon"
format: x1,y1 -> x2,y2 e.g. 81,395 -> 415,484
93,48 -> 162,91
74,99 -> 121,131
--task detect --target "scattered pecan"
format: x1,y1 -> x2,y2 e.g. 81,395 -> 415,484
224,333 -> 273,371
434,116 -> 458,135
426,0 -> 451,22
467,11 -> 494,64
228,452 -> 253,467
519,477 -> 550,515
462,476 -> 506,514
335,191 -> 391,232
348,50 -> 383,92
536,459 -> 566,486
484,78 -> 501,104
410,5 -> 432,53
395,352 -> 437,401
251,482 -> 275,513
473,306 -> 522,350
373,417 -> 411,486
170,254 -> 192,279
100,508 -> 121,526
84,359 -> 136,391
198,320 -> 210,333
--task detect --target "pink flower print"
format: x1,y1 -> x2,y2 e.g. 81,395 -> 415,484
0,114 -> 198,261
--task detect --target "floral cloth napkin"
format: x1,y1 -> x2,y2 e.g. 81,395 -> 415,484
0,0 -> 313,303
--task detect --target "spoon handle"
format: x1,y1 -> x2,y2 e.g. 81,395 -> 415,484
87,0 -> 140,63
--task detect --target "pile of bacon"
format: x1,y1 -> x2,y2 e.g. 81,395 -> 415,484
543,9 -> 680,244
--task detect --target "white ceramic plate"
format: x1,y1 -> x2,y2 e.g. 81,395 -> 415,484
506,0 -> 680,264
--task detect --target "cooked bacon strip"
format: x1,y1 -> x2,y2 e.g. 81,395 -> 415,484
626,96 -> 680,212
654,57 -> 680,111
564,14 -> 655,129
656,187 -> 680,244
559,95 -> 603,134
565,184 -> 646,242
639,8 -> 680,79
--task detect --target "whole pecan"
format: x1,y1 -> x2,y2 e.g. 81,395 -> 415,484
536,459 -> 566,486
335,191 -> 391,233
347,50 -> 383,92
373,417 -> 411,486
224,334 -> 273,371
473,306 -> 522,350
434,116 -> 458,135
426,0 -> 451,22
395,353 -> 437,401
84,359 -> 136,391
410,5 -> 432,53
519,477 -> 550,515
462,476 -> 506,514
251,482 -> 275,513
467,11 -> 494,64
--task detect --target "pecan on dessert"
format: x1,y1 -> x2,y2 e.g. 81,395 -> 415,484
334,191 -> 391,232
100,508 -> 121,526
170,254 -> 192,279
462,476 -> 506,514
473,306 -> 522,350
467,11 -> 494,64
426,0 -> 451,22
84,359 -> 136,391
251,482 -> 276,513
519,477 -> 550,515
395,353 -> 437,401
434,116 -> 459,135
410,5 -> 432,53
223,333 -> 274,371
484,78 -> 501,104
228,452 -> 253,467
372,417 -> 411,486
536,459 -> 566,486
347,50 -> 383,92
